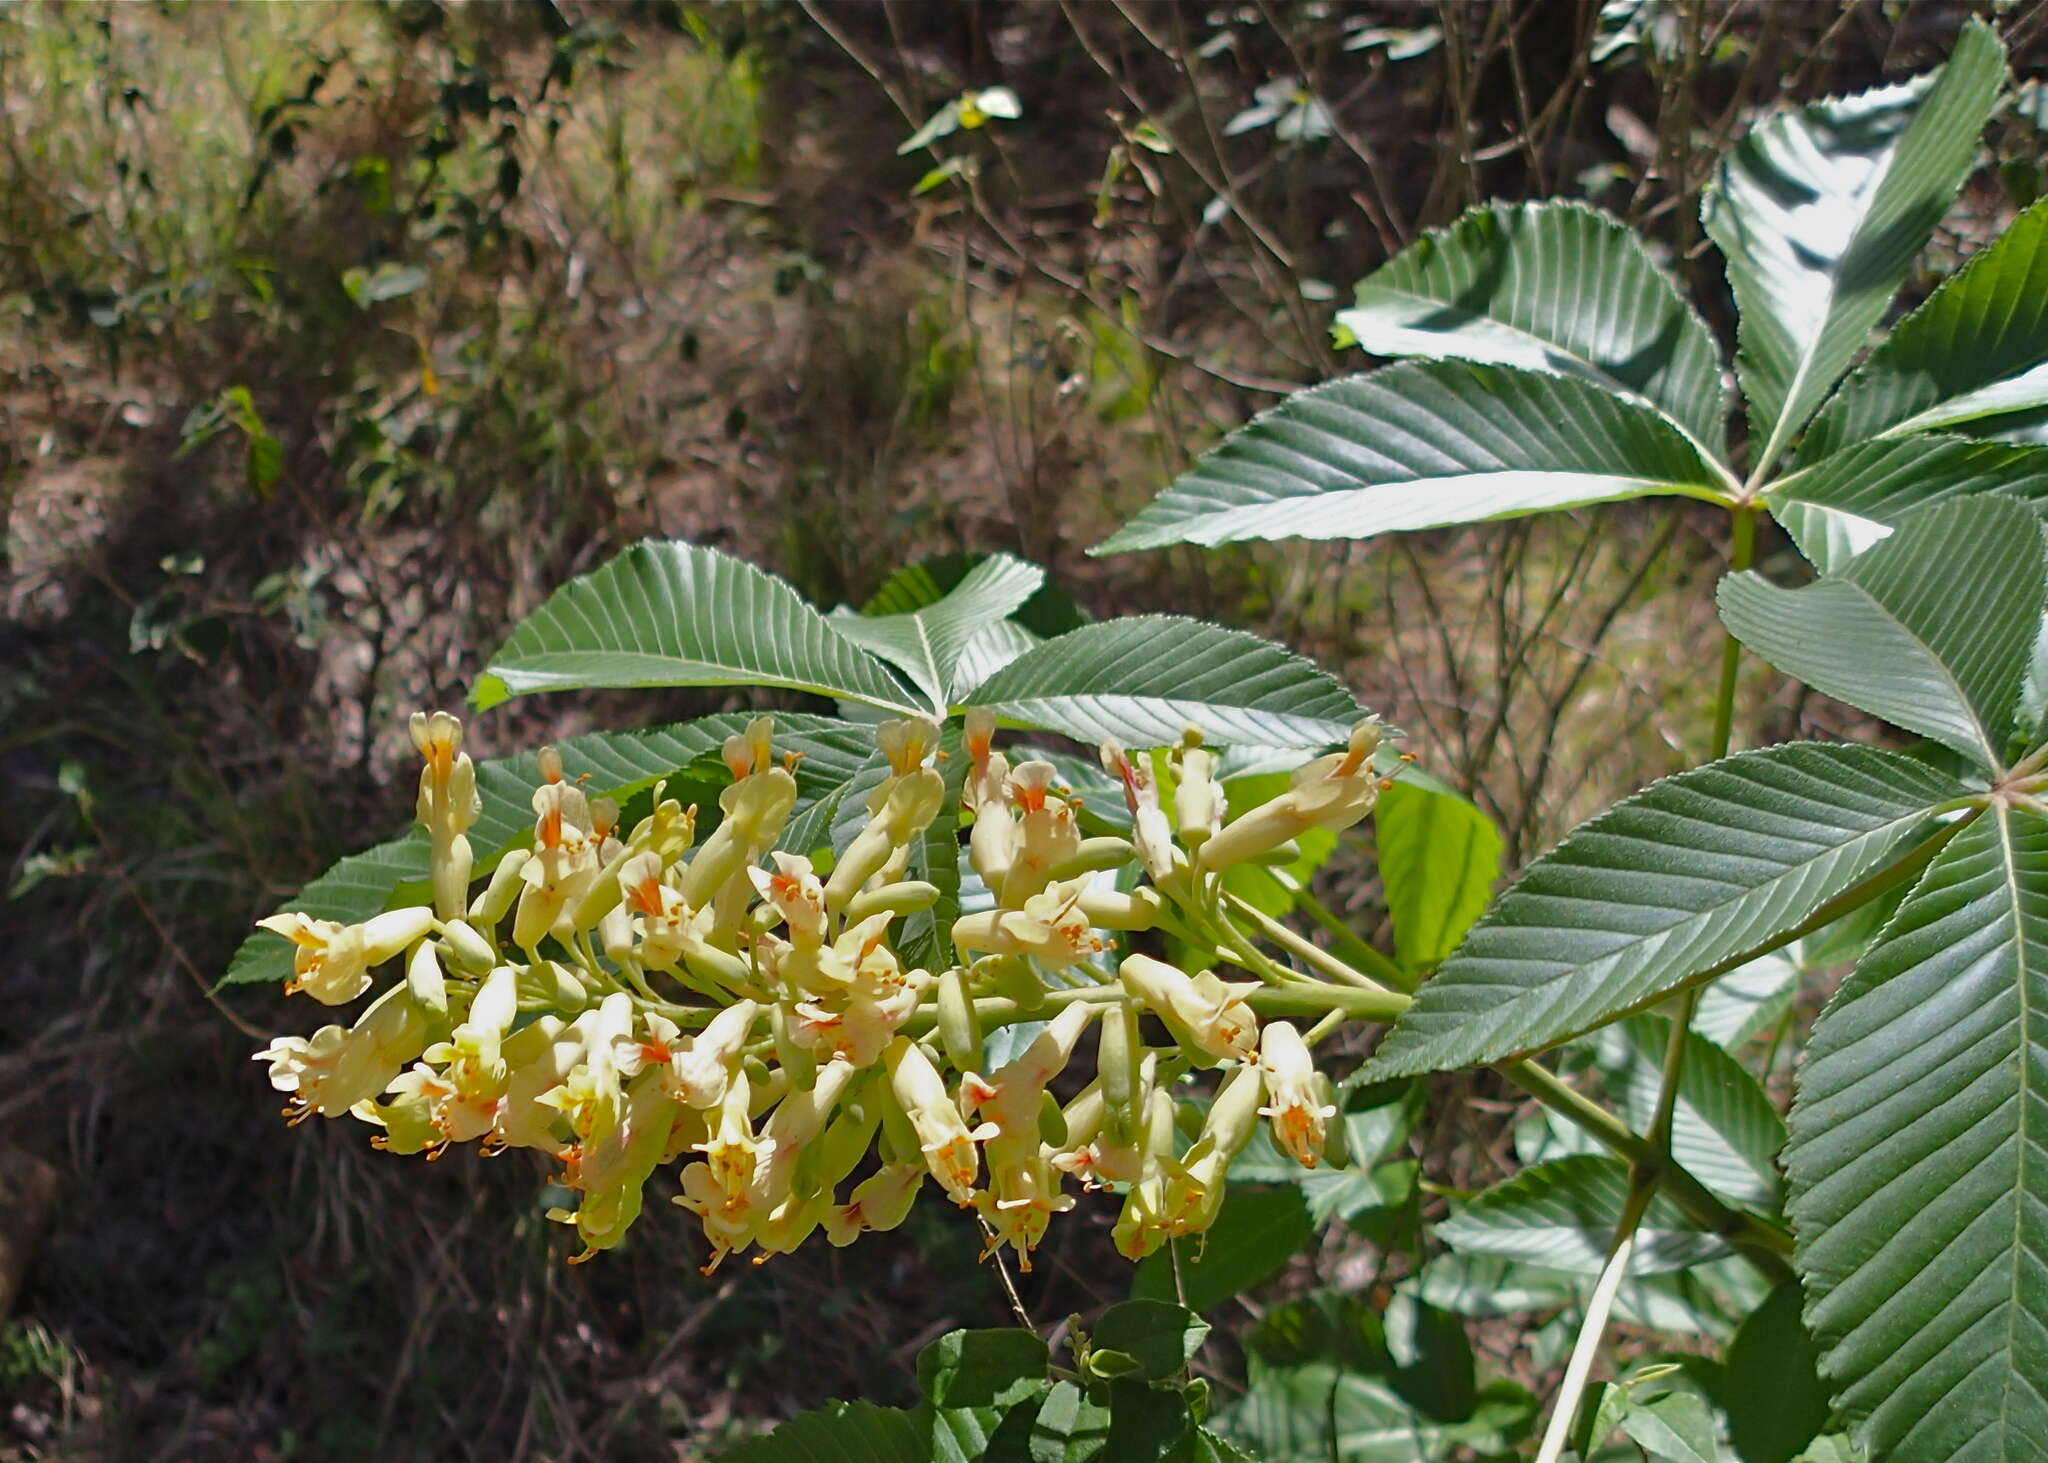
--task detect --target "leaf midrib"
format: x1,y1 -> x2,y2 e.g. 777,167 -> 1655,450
494,650 -> 922,715
1993,801 -> 2032,1457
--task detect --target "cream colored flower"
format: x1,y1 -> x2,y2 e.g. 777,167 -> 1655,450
1118,954 -> 1259,1063
1258,1020 -> 1337,1169
256,907 -> 436,1005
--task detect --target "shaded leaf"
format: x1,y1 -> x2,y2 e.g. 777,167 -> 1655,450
1617,1390 -> 1720,1463
1621,1014 -> 1787,1207
1374,779 -> 1503,971
1132,1188 -> 1313,1314
1090,1301 -> 1209,1383
919,1329 -> 1050,1408
1363,744 -> 1968,1078
1437,1155 -> 1729,1274
1091,362 -> 1731,555
1725,1281 -> 1831,1463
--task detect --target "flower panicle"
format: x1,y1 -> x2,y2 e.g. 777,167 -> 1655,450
252,709 -> 1392,1269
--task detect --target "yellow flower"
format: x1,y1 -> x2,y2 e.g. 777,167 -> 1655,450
254,982 -> 427,1122
1199,720 -> 1382,871
823,1163 -> 923,1246
411,711 -> 480,918
884,1037 -> 996,1204
1258,1020 -> 1337,1169
255,906 -> 436,1005
951,879 -> 1104,971
997,762 -> 1082,906
1118,954 -> 1259,1063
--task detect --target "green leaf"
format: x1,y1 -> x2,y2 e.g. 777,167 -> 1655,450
470,541 -> 919,714
222,714 -> 873,986
919,1329 -> 1051,1408
1693,948 -> 1797,1049
1221,1366 -> 1530,1463
1383,1295 -> 1476,1424
863,552 -> 1090,637
1090,1301 -> 1209,1383
1374,779 -> 1502,970
1766,436 -> 2048,572
961,617 -> 1363,748
1719,496 -> 2048,767
1801,199 -> 2048,463
1103,1380 -> 1193,1463
1724,1281 -> 1832,1463
1400,1252 -> 1734,1337
1131,1187 -> 1314,1314
832,554 -> 1046,711
1784,805 -> 2048,1463
1025,1382 -> 1112,1463
1703,19 -> 2006,472
1437,1156 -> 1728,1275
1620,1015 -> 1788,1207
1334,200 -> 1728,453
714,1399 -> 937,1463
1090,362 -> 1732,555
1617,1390 -> 1720,1463
1362,744 -> 1968,1078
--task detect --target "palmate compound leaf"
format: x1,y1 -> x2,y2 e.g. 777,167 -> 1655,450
469,541 -> 922,715
222,714 -> 874,986
1360,744 -> 1971,1079
1785,805 -> 2048,1463
1719,495 -> 2048,769
1765,435 -> 2048,573
1799,199 -> 2048,465
1702,18 -> 2005,474
1437,1154 -> 1728,1275
1088,361 -> 1733,555
1334,199 -> 1728,455
959,616 -> 1364,749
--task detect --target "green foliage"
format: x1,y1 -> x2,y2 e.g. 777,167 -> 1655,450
1719,496 -> 2048,767
1363,745 -> 1969,1078
1703,17 -> 2006,473
204,15 -> 2048,1463
1783,806 -> 2048,1463
1332,199 -> 1727,451
1089,363 -> 1731,553
1089,18 -> 2048,1459
1372,779 -> 1502,972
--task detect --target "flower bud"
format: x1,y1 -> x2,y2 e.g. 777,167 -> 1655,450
841,880 -> 942,923
935,967 -> 982,1073
437,918 -> 496,979
469,849 -> 530,927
